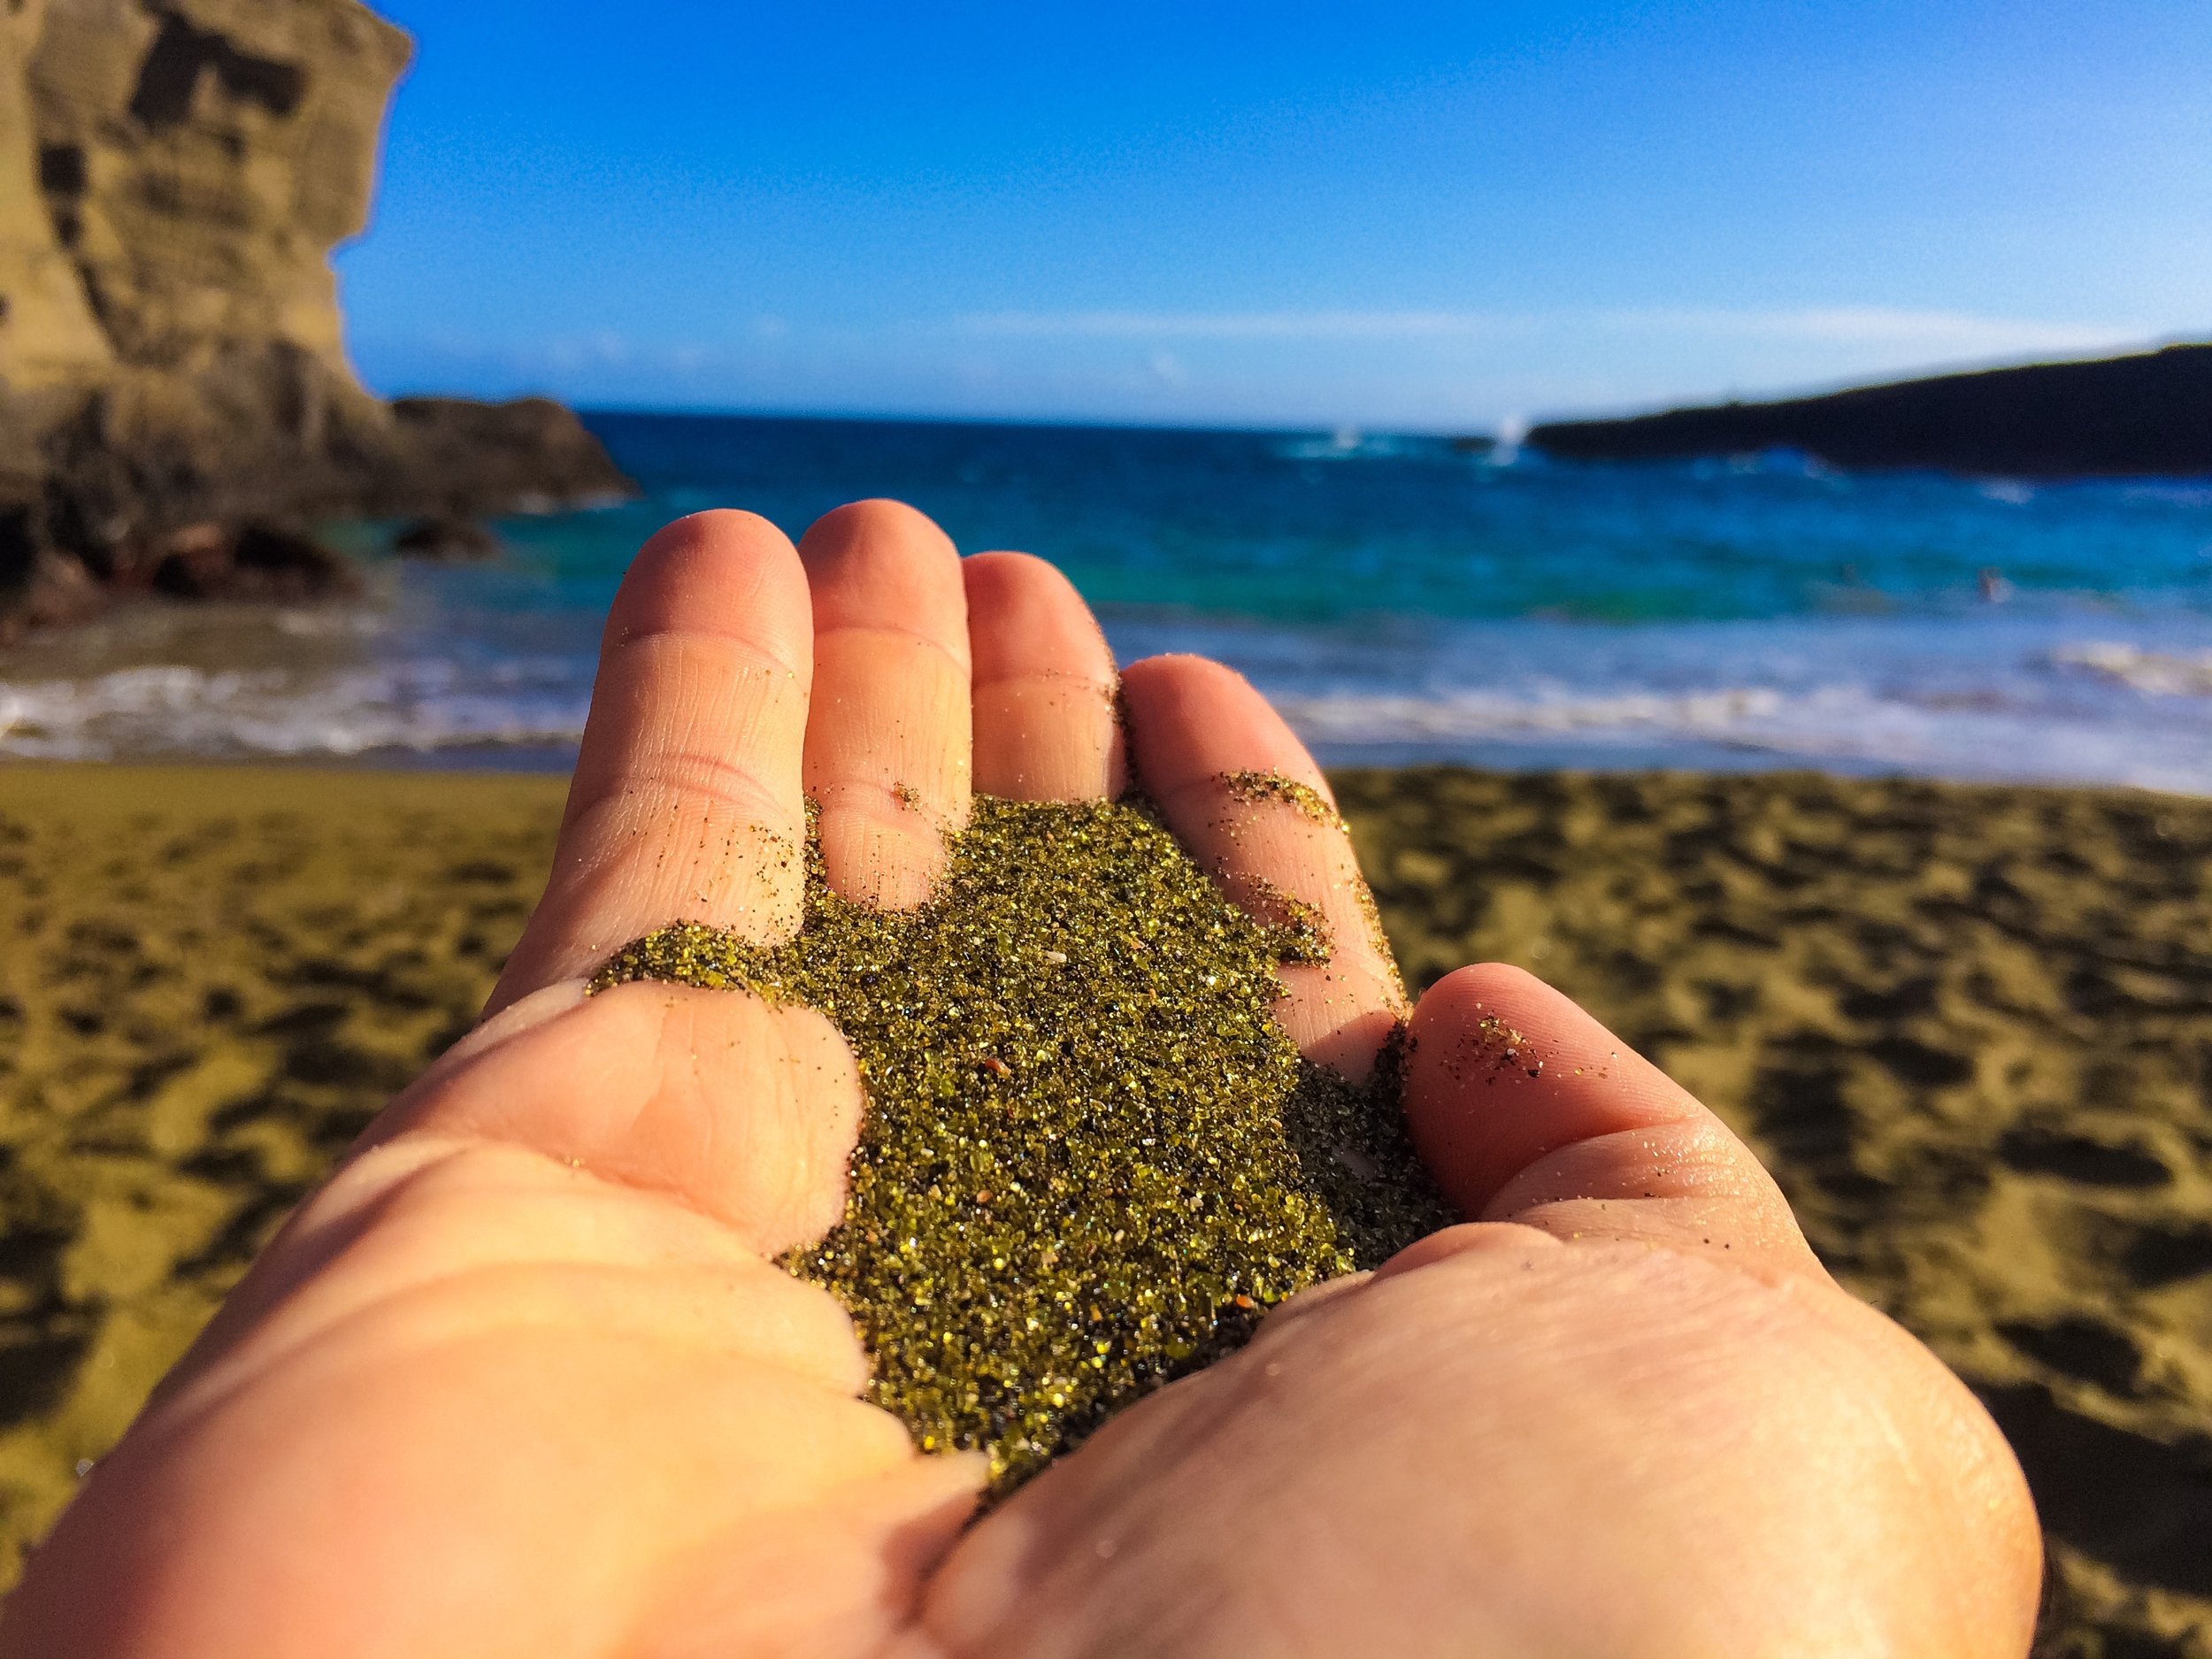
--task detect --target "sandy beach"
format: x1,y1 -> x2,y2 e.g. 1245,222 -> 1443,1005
1,762 -> 2207,1655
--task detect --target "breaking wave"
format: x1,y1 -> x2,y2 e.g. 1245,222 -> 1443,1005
1266,675 -> 2212,794
7,413 -> 2212,793
2053,642 -> 2212,697
1274,686 -> 1786,741
0,660 -> 591,762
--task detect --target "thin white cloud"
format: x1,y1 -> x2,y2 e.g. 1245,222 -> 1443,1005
955,309 -> 1526,340
954,304 -> 2147,357
1596,306 -> 2146,356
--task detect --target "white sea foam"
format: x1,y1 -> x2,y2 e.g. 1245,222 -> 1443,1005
1274,686 -> 1786,741
1275,430 -> 1436,462
17,617 -> 2212,797
1265,671 -> 2212,795
2052,642 -> 2212,696
0,660 -> 590,762
9,419 -> 2212,812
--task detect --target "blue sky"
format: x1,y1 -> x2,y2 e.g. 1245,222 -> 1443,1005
342,0 -> 2211,430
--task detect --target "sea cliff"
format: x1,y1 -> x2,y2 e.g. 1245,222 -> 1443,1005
0,0 -> 631,634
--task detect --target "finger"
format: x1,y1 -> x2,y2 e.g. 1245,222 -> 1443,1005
1402,964 -> 1823,1277
488,511 -> 812,1014
964,551 -> 1125,802
800,501 -> 973,908
1120,654 -> 1404,1078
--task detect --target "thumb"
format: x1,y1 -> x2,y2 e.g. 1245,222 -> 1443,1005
1402,964 -> 1823,1279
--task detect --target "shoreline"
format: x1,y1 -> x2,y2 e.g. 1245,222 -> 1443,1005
1,763 -> 2207,1652
8,414 -> 2212,794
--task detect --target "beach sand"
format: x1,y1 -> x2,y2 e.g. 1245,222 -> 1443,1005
1,762 -> 2206,1655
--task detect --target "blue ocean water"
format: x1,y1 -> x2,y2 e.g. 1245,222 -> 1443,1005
5,411 -> 2212,790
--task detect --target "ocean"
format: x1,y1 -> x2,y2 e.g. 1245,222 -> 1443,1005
5,411 -> 2212,792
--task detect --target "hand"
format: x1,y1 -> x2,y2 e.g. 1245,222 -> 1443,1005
1,504 -> 2041,1658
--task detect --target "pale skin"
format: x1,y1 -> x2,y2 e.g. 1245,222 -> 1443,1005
1,503 -> 2042,1657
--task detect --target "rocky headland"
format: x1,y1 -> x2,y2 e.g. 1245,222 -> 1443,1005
1528,343 -> 2212,479
0,0 -> 633,636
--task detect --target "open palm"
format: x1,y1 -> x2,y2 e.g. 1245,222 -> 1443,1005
2,504 -> 2039,1657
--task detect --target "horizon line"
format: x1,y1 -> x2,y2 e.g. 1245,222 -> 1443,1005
441,334 -> 2205,439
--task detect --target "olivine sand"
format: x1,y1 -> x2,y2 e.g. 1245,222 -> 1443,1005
1,763 -> 2208,1656
601,795 -> 1449,1486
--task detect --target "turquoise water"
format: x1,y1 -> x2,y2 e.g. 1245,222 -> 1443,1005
5,411 -> 2212,789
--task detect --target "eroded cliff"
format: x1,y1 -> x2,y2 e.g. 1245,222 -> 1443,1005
0,0 -> 631,632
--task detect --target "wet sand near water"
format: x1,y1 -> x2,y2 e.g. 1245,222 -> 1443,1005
2,763 -> 2208,1655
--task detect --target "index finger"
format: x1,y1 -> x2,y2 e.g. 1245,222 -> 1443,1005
487,511 -> 814,1014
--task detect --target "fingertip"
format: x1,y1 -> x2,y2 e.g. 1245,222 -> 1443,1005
634,507 -> 793,560
799,500 -> 969,649
962,552 -> 1105,677
1407,964 -> 1689,1119
806,499 -> 949,544
1405,964 -> 1571,1052
491,512 -> 815,1012
798,500 -> 972,907
608,510 -> 811,667
1404,966 -> 1816,1271
805,499 -> 946,539
1119,655 -> 1334,808
962,549 -> 1066,599
1405,963 -> 1623,1061
1403,964 -> 1690,1213
964,551 -> 1124,802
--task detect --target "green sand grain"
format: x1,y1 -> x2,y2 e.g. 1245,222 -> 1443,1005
1220,770 -> 1344,827
596,794 -> 1451,1486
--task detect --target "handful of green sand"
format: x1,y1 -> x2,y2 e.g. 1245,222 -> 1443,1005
597,794 -> 1451,1487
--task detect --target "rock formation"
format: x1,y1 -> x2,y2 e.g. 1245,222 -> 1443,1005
0,0 -> 633,633
1528,343 -> 2212,479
